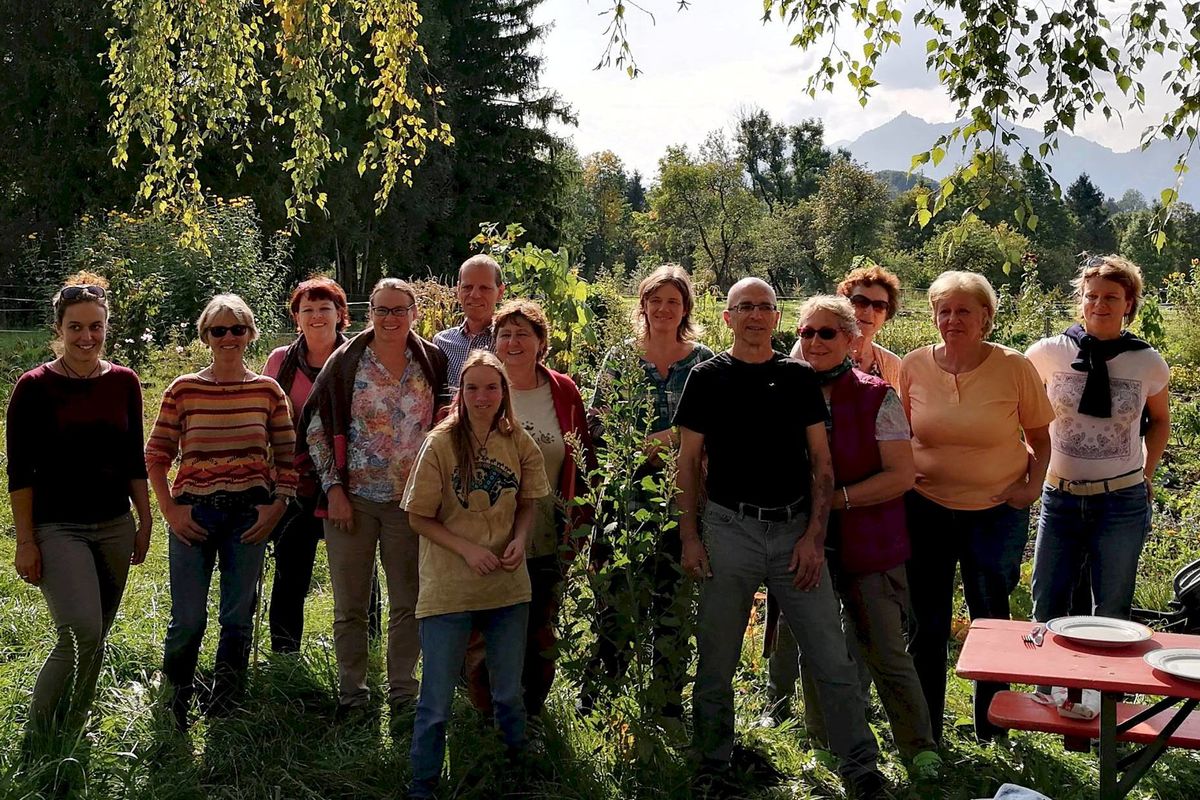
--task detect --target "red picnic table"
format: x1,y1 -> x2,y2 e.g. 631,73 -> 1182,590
956,618 -> 1200,800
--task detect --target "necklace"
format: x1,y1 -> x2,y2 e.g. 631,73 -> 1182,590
205,365 -> 250,385
59,357 -> 100,379
470,425 -> 493,459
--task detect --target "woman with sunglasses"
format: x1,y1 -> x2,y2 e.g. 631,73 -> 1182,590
898,271 -> 1054,743
262,277 -> 350,654
1026,256 -> 1169,625
297,277 -> 448,722
793,263 -> 904,387
7,272 -> 152,748
776,296 -> 939,773
147,294 -> 298,729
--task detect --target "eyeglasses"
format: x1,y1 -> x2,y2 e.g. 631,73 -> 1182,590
797,326 -> 841,340
207,324 -> 249,338
59,285 -> 107,301
849,294 -> 890,314
371,303 -> 417,318
729,302 -> 778,314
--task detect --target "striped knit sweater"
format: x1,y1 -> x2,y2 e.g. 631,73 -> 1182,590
145,373 -> 299,499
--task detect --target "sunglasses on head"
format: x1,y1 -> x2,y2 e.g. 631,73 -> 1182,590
59,285 -> 107,301
207,324 -> 249,338
849,294 -> 889,313
798,326 -> 841,340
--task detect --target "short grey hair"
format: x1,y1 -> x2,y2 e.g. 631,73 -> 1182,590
197,294 -> 259,344
927,270 -> 997,335
796,294 -> 859,338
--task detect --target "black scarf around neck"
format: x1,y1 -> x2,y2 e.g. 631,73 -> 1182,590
1063,323 -> 1150,418
815,357 -> 855,386
274,331 -> 346,398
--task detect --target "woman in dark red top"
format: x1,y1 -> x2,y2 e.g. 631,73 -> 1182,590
6,272 -> 152,746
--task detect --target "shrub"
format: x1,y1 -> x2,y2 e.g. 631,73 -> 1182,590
60,200 -> 290,368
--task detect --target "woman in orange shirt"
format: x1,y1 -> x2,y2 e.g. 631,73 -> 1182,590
898,271 -> 1054,743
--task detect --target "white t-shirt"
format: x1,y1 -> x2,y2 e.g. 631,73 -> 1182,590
511,382 -> 565,558
1026,334 -> 1169,481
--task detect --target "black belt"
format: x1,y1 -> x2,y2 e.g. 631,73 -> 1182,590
179,488 -> 271,511
714,496 -> 809,523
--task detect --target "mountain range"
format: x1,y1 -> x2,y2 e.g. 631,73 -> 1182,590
834,112 -> 1198,206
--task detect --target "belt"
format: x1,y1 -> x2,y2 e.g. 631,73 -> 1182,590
179,488 -> 272,510
1045,468 -> 1144,497
717,497 -> 809,523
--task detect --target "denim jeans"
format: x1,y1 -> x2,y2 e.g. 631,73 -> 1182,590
409,603 -> 530,799
905,492 -> 1029,742
162,498 -> 268,694
1032,483 -> 1151,622
693,503 -> 878,780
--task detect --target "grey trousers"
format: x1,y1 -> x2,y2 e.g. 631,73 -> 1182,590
692,503 -> 878,780
324,494 -> 420,706
799,566 -> 937,758
31,513 -> 136,732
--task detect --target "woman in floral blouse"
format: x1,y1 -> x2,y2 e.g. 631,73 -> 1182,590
297,278 -> 448,720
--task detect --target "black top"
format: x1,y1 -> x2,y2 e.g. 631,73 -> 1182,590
673,352 -> 827,509
5,363 -> 146,525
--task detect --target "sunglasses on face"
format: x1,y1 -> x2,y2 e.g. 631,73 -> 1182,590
797,326 -> 841,340
59,285 -> 107,301
207,325 -> 249,338
849,294 -> 889,313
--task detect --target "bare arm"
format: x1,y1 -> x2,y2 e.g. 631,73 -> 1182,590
790,421 -> 833,591
11,488 -> 40,584
839,439 -> 915,509
676,426 -> 710,578
1144,387 -> 1170,483
129,478 -> 153,565
992,424 -> 1052,508
148,462 -> 206,544
409,512 -> 501,576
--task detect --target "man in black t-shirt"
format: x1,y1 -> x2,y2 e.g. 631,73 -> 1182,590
675,278 -> 884,796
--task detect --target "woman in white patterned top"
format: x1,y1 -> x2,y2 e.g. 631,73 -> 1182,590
1027,255 -> 1170,624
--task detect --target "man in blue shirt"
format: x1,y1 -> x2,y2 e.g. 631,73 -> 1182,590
433,255 -> 506,388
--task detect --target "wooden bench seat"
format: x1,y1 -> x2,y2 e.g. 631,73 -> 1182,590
989,691 -> 1200,749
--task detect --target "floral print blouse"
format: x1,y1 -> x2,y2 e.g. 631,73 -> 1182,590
307,346 -> 434,502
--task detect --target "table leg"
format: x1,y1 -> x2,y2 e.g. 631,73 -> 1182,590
1098,691 -> 1118,800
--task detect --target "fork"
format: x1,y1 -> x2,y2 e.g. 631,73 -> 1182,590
1023,624 -> 1046,648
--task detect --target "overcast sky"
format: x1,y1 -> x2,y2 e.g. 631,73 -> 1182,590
533,0 -> 1175,178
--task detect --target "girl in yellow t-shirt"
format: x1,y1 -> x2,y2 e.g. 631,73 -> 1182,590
402,350 -> 549,799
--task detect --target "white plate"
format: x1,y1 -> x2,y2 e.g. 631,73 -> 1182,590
1144,649 -> 1200,682
1045,616 -> 1153,648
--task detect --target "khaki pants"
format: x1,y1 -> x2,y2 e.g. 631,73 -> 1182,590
324,494 -> 419,706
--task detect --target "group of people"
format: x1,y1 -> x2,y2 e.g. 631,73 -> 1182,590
6,249 -> 1169,799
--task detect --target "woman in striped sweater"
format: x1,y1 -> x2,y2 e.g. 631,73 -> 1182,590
146,294 -> 298,730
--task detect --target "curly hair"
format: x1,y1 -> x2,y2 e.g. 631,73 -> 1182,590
837,263 -> 903,320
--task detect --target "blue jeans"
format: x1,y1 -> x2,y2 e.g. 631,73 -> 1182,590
162,499 -> 268,692
409,603 -> 530,799
905,492 -> 1029,742
693,503 -> 878,780
1032,483 -> 1151,622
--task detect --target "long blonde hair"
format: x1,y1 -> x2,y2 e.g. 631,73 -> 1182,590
433,350 -> 518,482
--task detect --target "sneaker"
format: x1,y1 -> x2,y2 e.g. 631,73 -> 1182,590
756,699 -> 791,729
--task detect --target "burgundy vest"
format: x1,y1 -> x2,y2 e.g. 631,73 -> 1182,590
828,368 -> 910,575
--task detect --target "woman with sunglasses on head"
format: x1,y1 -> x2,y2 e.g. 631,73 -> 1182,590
780,297 -> 938,773
582,264 -> 714,718
296,277 -> 448,722
262,277 -> 350,654
793,263 -> 904,387
7,272 -> 152,747
1026,256 -> 1169,625
147,294 -> 298,729
898,271 -> 1054,743
402,350 -> 549,800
